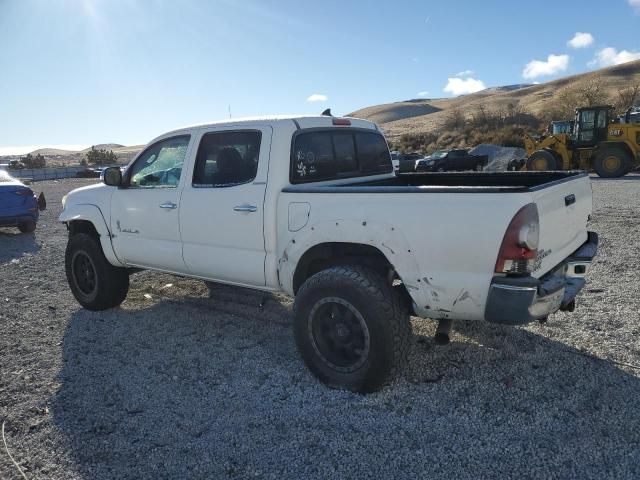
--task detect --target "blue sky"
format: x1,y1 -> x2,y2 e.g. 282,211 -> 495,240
1,0 -> 639,154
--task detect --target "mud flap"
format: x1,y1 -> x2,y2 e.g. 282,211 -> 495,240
38,192 -> 47,211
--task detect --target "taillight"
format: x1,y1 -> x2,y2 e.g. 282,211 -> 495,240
14,188 -> 34,196
495,203 -> 539,275
332,118 -> 351,126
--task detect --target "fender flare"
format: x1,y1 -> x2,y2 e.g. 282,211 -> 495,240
278,219 -> 433,314
59,204 -> 125,267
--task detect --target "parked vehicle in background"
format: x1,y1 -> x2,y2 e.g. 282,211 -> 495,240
60,115 -> 597,393
76,168 -> 102,178
8,159 -> 25,170
523,105 -> 640,178
0,170 -> 46,232
390,150 -> 400,174
414,149 -> 488,172
397,152 -> 424,173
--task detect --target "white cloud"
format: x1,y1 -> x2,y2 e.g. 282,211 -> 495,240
590,47 -> 640,67
629,0 -> 640,12
306,94 -> 328,102
443,77 -> 486,96
568,32 -> 594,49
522,54 -> 570,79
417,91 -> 430,97
455,69 -> 474,77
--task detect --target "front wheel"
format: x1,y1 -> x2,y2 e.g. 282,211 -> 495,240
65,233 -> 130,310
18,220 -> 36,233
526,150 -> 558,171
593,147 -> 630,178
293,266 -> 411,393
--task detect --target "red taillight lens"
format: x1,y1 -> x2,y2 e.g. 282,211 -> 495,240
332,118 -> 351,126
495,203 -> 539,275
14,188 -> 34,196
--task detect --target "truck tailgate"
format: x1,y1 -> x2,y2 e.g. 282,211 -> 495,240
530,174 -> 592,277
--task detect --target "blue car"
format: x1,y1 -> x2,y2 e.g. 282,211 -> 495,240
0,170 -> 45,233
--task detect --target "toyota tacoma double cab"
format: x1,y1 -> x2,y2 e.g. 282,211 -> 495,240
60,115 -> 597,392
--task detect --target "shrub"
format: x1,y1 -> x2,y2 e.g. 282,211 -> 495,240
20,153 -> 46,168
85,146 -> 118,166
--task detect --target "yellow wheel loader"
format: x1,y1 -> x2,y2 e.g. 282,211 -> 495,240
523,105 -> 640,178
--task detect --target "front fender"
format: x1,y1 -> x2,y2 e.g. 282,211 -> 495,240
59,204 -> 125,267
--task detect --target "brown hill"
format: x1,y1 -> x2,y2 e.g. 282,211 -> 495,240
349,60 -> 640,139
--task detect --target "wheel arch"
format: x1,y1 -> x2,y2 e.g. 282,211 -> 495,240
293,242 -> 394,294
60,204 -> 125,267
280,220 -> 421,312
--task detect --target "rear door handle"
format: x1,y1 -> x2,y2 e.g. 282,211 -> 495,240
233,205 -> 258,213
564,194 -> 576,206
159,202 -> 178,209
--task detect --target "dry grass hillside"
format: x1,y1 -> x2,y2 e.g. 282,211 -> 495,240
350,60 -> 640,141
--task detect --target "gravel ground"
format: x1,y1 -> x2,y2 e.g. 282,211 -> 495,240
1,176 -> 639,479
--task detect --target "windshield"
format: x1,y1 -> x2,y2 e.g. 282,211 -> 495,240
430,151 -> 448,159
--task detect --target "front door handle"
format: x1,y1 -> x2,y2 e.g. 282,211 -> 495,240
233,205 -> 258,213
159,202 -> 178,209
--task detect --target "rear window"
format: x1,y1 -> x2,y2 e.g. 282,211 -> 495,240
291,129 -> 391,183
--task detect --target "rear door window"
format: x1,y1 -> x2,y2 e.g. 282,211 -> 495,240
193,131 -> 261,187
291,129 -> 391,183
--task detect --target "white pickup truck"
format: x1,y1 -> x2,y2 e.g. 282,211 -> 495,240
60,115 -> 598,392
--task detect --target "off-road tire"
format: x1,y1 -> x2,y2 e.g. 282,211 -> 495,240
65,233 -> 129,310
593,147 -> 630,178
293,266 -> 411,393
526,150 -> 558,171
18,221 -> 36,233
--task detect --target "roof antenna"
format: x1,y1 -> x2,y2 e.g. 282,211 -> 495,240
321,108 -> 333,117
228,104 -> 232,119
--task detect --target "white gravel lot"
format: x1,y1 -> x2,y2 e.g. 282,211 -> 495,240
1,176 -> 639,479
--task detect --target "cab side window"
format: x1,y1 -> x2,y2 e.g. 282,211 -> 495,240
193,131 -> 261,187
128,135 -> 191,188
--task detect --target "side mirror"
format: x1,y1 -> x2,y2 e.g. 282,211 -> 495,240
103,166 -> 123,187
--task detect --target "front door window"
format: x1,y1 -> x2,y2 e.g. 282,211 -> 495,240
127,135 -> 191,188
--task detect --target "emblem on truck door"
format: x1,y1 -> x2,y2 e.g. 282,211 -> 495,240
116,220 -> 139,234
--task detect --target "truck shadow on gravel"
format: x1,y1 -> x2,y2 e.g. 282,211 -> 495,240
50,296 -> 640,479
0,229 -> 40,264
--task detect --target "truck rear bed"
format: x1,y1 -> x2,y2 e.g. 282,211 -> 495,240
285,171 -> 588,193
282,170 -> 592,281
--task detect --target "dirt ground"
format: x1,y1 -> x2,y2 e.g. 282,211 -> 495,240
1,177 -> 639,479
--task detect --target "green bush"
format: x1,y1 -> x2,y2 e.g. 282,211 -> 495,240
20,153 -> 46,168
85,146 -> 118,166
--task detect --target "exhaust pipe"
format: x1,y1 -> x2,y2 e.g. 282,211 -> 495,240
434,319 -> 453,345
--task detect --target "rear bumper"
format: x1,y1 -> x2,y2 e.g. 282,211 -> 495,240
484,232 -> 598,325
0,212 -> 38,227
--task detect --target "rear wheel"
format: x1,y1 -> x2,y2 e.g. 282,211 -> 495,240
293,266 -> 411,393
18,221 -> 36,233
526,150 -> 558,171
593,147 -> 630,178
65,233 -> 129,310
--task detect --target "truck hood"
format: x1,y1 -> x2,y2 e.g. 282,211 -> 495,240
61,183 -> 114,217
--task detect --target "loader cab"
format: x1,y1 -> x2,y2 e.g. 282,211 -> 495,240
573,106 -> 612,147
